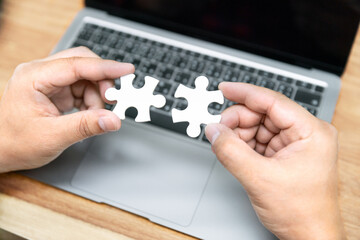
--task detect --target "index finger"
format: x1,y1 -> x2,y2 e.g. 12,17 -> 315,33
219,82 -> 314,129
32,57 -> 135,97
38,46 -> 100,61
39,47 -> 116,102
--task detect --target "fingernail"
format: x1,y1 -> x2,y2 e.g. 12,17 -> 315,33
99,116 -> 118,132
205,124 -> 221,145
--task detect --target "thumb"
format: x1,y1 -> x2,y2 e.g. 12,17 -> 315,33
52,109 -> 121,147
205,123 -> 264,184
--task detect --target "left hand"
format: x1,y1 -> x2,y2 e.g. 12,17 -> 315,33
0,47 -> 134,172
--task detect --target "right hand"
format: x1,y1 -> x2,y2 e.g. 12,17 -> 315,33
205,82 -> 346,240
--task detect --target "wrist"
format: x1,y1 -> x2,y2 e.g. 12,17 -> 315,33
287,221 -> 346,240
281,203 -> 346,240
0,129 -> 13,173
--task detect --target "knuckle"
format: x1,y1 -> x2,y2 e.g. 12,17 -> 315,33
14,62 -> 30,74
63,57 -> 80,78
77,114 -> 94,139
274,91 -> 288,101
318,120 -> 338,140
74,46 -> 98,57
65,56 -> 78,65
326,122 -> 338,137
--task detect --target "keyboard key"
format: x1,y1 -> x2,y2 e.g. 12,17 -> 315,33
258,70 -> 274,78
223,68 -> 240,82
186,50 -> 200,57
153,41 -> 165,48
239,65 -> 255,73
137,44 -> 150,57
110,53 -> 125,62
114,78 -> 121,89
242,74 -> 257,84
78,28 -> 94,41
130,42 -> 142,54
221,60 -> 236,68
154,81 -> 172,95
140,61 -> 157,74
175,100 -> 188,110
204,55 -> 218,63
174,72 -> 191,85
113,38 -> 125,49
207,79 -> 219,91
155,51 -> 172,63
159,98 -> 174,112
123,41 -> 139,53
91,45 -> 103,55
296,80 -> 312,89
99,49 -> 110,59
208,102 -> 223,112
134,75 -> 145,88
189,59 -> 205,73
135,36 -> 147,43
124,56 -> 141,68
208,108 -> 218,115
157,67 -> 174,79
100,27 -> 114,35
226,101 -> 237,108
105,103 -> 113,110
106,34 -> 120,48
294,90 -> 321,107
119,32 -> 131,38
205,64 -> 222,78
92,32 -> 108,45
258,78 -> 276,90
172,55 -> 189,68
146,47 -> 157,58
315,86 -> 325,93
169,46 -> 181,52
276,75 -> 293,84
277,84 -> 294,98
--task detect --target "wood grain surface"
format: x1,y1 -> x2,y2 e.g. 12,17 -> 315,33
0,0 -> 359,239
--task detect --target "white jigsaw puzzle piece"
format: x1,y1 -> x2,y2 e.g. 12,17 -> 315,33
172,76 -> 224,138
105,74 -> 166,122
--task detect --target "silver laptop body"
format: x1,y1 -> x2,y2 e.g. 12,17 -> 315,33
22,2 -> 358,239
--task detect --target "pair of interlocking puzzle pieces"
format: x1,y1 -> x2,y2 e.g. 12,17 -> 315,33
105,74 -> 224,138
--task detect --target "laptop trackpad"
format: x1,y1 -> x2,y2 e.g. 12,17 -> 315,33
71,121 -> 216,226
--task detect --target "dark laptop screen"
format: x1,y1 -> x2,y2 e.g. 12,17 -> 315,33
86,0 -> 360,75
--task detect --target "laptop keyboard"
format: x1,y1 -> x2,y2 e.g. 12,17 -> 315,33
71,23 -> 325,142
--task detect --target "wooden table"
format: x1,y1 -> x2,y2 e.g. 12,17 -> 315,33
0,1 -> 359,239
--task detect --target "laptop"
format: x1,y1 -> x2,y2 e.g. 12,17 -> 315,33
22,0 -> 359,239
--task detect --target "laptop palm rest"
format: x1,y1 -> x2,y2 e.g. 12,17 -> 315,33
70,121 -> 216,226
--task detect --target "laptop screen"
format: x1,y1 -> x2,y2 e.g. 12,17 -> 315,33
86,0 -> 360,75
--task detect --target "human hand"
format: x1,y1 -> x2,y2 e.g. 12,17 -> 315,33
205,82 -> 346,240
0,47 -> 134,173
